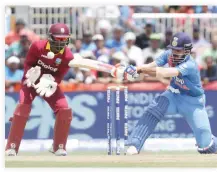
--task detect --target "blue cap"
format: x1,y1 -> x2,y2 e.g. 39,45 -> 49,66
167,32 -> 192,50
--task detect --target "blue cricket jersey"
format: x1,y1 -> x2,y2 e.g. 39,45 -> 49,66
155,49 -> 204,97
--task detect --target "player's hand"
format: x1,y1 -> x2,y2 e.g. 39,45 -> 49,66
34,74 -> 57,97
110,63 -> 126,81
124,65 -> 140,82
24,66 -> 41,87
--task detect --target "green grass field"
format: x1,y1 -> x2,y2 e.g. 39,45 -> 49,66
5,151 -> 217,168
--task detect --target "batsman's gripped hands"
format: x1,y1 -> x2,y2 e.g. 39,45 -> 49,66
124,65 -> 140,82
111,63 -> 140,82
24,66 -> 41,87
110,63 -> 126,81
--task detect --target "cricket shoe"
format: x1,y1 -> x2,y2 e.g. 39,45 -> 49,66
126,146 -> 139,155
49,144 -> 67,156
5,149 -> 17,156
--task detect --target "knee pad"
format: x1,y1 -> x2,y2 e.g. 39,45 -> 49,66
195,128 -> 212,148
53,108 -> 72,151
56,108 -> 73,122
6,103 -> 31,153
146,95 -> 169,120
127,96 -> 169,152
197,136 -> 217,154
10,103 -> 31,122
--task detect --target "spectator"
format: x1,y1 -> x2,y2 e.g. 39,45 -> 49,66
6,32 -> 31,69
5,56 -> 24,90
209,6 -> 217,13
111,51 -> 128,66
96,55 -> 112,83
119,6 -> 139,32
177,6 -> 194,13
105,25 -> 125,53
5,19 -> 40,46
201,56 -> 217,85
161,28 -> 173,49
134,6 -> 155,13
142,33 -> 164,64
63,68 -> 77,82
72,39 -> 82,53
80,68 -> 96,84
80,50 -> 96,60
191,47 -> 203,70
92,34 -> 110,58
202,35 -> 217,64
201,6 -> 210,13
122,32 -> 143,65
167,6 -> 179,13
5,19 -> 25,46
192,25 -> 211,66
135,22 -> 153,49
96,19 -> 112,40
81,31 -> 96,51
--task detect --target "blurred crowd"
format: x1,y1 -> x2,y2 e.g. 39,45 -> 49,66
5,6 -> 217,91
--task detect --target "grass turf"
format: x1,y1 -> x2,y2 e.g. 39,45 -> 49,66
5,151 -> 217,168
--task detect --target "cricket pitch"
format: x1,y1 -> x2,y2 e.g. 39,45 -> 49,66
5,151 -> 217,168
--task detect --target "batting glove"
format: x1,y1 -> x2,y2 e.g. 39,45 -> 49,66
124,65 -> 139,81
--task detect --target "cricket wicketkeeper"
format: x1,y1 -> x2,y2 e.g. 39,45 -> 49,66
5,23 -> 124,156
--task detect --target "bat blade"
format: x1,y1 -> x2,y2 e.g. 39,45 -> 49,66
69,58 -> 115,73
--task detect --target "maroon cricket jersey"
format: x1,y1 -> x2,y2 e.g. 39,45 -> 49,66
22,40 -> 74,84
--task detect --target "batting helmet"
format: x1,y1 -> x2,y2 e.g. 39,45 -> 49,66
167,32 -> 193,66
48,23 -> 70,52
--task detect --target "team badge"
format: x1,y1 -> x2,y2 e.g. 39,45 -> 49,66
61,28 -> 65,33
11,143 -> 16,149
172,37 -> 178,47
55,58 -> 62,66
59,144 -> 64,149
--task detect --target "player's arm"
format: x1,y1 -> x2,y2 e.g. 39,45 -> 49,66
125,50 -> 180,80
137,63 -> 180,78
137,50 -> 179,77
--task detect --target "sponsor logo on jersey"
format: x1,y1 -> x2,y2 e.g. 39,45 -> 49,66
37,60 -> 58,72
55,58 -> 62,66
174,76 -> 184,85
173,76 -> 190,90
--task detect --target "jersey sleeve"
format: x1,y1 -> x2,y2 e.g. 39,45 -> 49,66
176,61 -> 195,76
155,50 -> 170,67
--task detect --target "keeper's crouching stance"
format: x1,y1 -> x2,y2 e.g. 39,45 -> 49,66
123,32 -> 217,155
5,23 -> 123,156
6,86 -> 72,156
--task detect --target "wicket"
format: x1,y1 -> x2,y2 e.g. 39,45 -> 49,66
107,86 -> 128,155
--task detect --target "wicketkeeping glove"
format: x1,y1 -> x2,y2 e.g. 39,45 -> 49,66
34,74 -> 57,97
24,66 -> 41,87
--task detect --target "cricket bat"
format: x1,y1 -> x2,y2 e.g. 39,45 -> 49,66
68,57 -> 116,74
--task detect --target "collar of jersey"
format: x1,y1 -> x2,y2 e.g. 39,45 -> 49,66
46,42 -> 64,54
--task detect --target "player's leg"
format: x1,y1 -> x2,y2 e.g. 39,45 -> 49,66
127,90 -> 177,154
44,87 -> 72,156
178,94 -> 217,154
5,86 -> 36,156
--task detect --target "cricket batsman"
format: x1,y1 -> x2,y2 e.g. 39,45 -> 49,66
5,23 -> 123,156
122,32 -> 217,154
